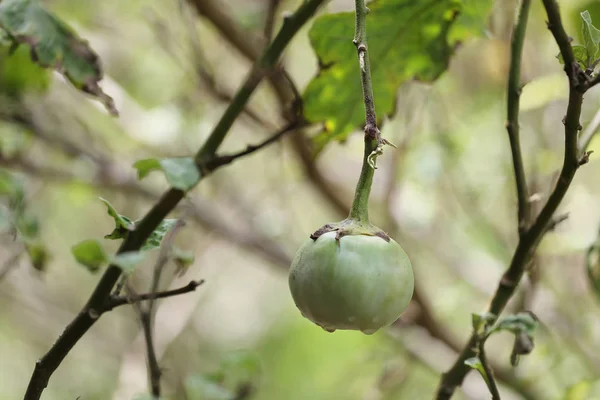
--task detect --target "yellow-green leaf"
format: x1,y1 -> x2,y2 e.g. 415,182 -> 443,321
302,0 -> 493,152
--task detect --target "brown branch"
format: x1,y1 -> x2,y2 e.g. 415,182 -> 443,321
106,280 -> 205,310
203,121 -> 302,171
435,1 -> 588,397
506,0 -> 531,235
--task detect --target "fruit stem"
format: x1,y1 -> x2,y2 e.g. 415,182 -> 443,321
348,0 -> 381,224
349,136 -> 377,223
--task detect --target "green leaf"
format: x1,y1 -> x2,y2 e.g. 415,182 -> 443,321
302,0 -> 493,152
0,0 -> 117,115
581,10 -> 600,64
24,240 -> 48,271
564,381 -> 592,400
173,247 -> 195,275
142,218 -> 177,251
471,312 -> 495,335
111,251 -> 145,274
72,239 -> 107,272
184,375 -> 234,400
464,357 -> 490,387
15,212 -> 39,239
100,198 -> 135,239
557,45 -> 588,69
488,311 -> 538,336
134,157 -> 201,191
0,168 -> 22,197
220,350 -> 262,385
0,44 -> 50,96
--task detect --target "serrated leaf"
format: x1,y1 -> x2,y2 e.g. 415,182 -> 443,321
142,218 -> 177,251
581,10 -> 600,64
557,45 -> 588,69
111,251 -> 145,274
100,198 -> 135,240
134,157 -> 201,191
0,0 -> 117,115
464,357 -> 490,386
302,0 -> 493,152
489,311 -> 538,336
72,239 -> 107,272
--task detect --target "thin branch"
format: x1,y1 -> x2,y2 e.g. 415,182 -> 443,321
478,341 -> 501,400
203,121 -> 302,171
23,2 -> 326,398
435,1 -> 588,397
106,280 -> 205,310
130,217 -> 187,398
506,0 -> 532,235
264,0 -> 281,45
578,107 -> 600,154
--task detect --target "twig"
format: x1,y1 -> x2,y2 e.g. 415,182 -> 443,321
578,107 -> 600,155
478,341 -> 501,400
106,280 -> 205,310
506,0 -> 531,235
133,218 -> 187,398
23,2 -> 326,398
264,0 -> 281,45
203,121 -> 302,171
435,1 -> 589,397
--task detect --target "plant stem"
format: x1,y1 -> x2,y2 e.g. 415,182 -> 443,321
23,2 -> 325,398
479,340 -> 501,400
506,0 -> 531,235
435,0 -> 587,397
348,0 -> 379,224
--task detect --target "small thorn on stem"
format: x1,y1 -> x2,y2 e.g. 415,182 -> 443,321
579,150 -> 594,166
547,213 -> 570,231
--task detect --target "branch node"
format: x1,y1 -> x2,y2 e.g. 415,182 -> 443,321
87,308 -> 100,319
578,150 -> 594,166
547,212 -> 570,231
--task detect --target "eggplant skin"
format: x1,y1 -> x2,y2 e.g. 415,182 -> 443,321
289,231 -> 414,335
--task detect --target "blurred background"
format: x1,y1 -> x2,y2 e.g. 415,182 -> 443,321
2,0 -> 600,399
